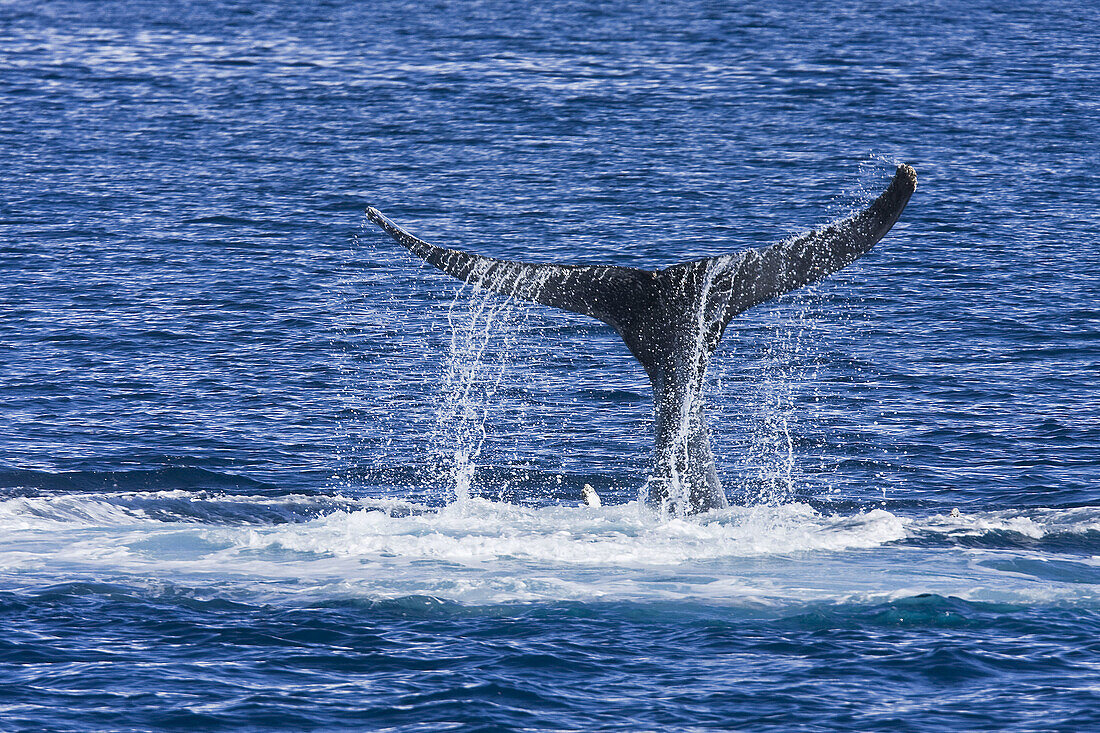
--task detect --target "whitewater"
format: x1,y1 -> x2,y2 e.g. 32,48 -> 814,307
5,490 -> 1097,610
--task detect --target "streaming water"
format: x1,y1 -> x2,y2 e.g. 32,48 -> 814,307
433,274 -> 520,500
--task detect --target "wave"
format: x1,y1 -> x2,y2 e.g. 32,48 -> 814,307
909,506 -> 1100,554
0,490 -> 361,529
4,581 -> 1097,636
0,466 -> 282,495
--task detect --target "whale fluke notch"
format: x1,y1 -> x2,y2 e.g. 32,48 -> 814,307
367,164 -> 916,514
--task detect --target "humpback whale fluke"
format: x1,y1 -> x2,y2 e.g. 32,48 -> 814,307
367,164 -> 916,515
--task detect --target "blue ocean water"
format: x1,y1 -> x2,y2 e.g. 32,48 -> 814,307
2,0 -> 1099,729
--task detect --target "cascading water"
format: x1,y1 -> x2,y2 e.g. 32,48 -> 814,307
428,251 -> 820,514
707,281 -> 824,507
658,257 -> 730,516
741,305 -> 814,505
430,262 -> 557,502
432,267 -> 516,501
366,162 -> 903,513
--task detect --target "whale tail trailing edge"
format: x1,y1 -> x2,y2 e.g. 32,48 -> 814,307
367,164 -> 916,513
364,207 -> 650,330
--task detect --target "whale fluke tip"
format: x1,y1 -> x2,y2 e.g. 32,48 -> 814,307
365,207 -> 401,238
897,163 -> 917,190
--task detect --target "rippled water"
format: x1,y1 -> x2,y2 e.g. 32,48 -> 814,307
2,0 -> 1099,730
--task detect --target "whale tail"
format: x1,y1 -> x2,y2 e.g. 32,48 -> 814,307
367,164 -> 916,513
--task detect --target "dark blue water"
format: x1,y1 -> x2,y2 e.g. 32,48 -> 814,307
3,1 -> 1099,730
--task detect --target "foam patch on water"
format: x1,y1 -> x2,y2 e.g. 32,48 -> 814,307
246,500 -> 907,564
1,493 -> 1098,607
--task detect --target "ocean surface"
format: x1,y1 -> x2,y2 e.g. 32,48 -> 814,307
2,0 -> 1099,730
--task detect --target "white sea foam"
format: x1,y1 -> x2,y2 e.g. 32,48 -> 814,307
919,506 -> 1100,540
245,500 -> 907,564
1,492 -> 1097,607
0,495 -> 152,529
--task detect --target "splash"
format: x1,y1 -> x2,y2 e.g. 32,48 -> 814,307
4,490 -> 1099,608
657,253 -> 818,513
